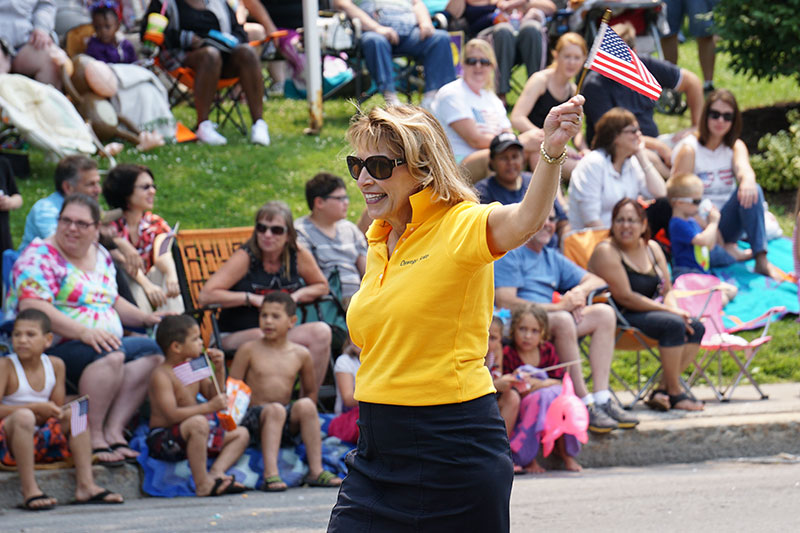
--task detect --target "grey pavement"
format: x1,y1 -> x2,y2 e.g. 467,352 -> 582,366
2,382 -> 799,512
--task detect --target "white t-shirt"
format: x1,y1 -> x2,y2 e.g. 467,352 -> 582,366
431,78 -> 510,162
672,135 -> 736,210
568,149 -> 652,229
333,353 -> 361,414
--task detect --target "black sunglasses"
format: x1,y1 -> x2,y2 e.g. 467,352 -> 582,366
255,223 -> 286,235
708,109 -> 734,122
464,57 -> 492,66
347,155 -> 405,180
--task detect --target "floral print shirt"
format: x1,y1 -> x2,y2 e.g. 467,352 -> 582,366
6,238 -> 123,341
110,212 -> 171,271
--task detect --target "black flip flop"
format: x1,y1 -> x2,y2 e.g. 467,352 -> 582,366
109,442 -> 140,464
19,493 -> 55,511
72,489 -> 124,505
92,447 -> 126,468
645,389 -> 670,412
669,392 -> 705,410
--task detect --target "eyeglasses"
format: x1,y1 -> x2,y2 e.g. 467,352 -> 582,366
613,217 -> 642,225
464,57 -> 492,67
346,155 -> 405,180
324,194 -> 350,203
136,183 -> 157,191
58,216 -> 96,230
708,109 -> 734,122
621,126 -> 640,135
674,197 -> 702,205
255,223 -> 287,235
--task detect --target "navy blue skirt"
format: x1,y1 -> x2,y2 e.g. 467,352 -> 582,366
327,394 -> 513,533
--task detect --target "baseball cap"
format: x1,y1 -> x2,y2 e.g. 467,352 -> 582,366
489,132 -> 523,158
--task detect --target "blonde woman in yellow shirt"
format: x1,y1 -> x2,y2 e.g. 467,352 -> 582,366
327,96 -> 585,532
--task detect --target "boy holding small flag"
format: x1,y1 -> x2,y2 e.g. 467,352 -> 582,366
148,314 -> 248,496
0,309 -> 123,510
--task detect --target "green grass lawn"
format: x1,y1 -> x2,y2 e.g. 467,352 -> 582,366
6,40 -> 799,387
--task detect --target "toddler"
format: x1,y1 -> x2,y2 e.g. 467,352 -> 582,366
86,2 -> 137,64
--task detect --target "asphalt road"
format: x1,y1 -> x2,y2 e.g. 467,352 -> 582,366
3,457 -> 799,532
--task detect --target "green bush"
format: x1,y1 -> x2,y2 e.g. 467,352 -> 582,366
715,1 -> 800,84
751,109 -> 800,192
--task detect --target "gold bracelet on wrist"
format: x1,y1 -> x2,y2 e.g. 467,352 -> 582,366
540,144 -> 568,165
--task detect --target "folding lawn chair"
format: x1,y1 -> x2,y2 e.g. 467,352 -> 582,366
673,273 -> 782,402
561,226 -> 692,408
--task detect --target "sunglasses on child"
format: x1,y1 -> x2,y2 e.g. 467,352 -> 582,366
674,197 -> 703,205
255,223 -> 287,235
464,57 -> 492,66
346,155 -> 406,180
708,109 -> 734,122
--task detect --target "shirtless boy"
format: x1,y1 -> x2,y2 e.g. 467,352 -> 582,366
230,291 -> 341,491
0,309 -> 123,510
148,314 -> 248,497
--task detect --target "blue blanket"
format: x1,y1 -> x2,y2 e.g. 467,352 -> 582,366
131,414 -> 354,497
711,237 -> 798,330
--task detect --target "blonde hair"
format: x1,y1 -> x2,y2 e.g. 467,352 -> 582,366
550,32 -> 587,70
666,173 -> 703,199
464,38 -> 497,91
509,302 -> 549,344
346,105 -> 478,205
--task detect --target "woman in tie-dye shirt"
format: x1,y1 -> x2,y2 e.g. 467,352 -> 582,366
7,194 -> 163,466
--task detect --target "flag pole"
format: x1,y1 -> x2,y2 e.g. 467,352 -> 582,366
204,352 -> 222,396
576,8 -> 613,94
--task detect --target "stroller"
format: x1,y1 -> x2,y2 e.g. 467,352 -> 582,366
0,73 -> 115,165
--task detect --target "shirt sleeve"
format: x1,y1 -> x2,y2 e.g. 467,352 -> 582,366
554,252 -> 588,292
444,202 -> 503,269
11,242 -> 63,305
568,152 -> 605,226
432,85 -> 472,126
668,217 -> 697,246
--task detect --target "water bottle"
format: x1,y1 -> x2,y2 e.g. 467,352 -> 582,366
510,9 -> 521,31
698,198 -> 713,219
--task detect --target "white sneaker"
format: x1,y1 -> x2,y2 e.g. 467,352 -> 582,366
196,120 -> 227,145
251,119 -> 270,146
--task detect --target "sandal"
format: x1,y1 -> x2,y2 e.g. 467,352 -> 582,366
304,470 -> 342,488
72,489 -> 124,505
92,447 -> 126,468
645,389 -> 670,412
109,442 -> 139,464
19,493 -> 56,511
259,475 -> 287,492
669,392 -> 704,411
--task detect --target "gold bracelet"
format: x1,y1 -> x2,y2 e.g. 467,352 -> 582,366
540,144 -> 568,165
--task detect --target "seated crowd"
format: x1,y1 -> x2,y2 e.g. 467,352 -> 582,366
0,0 -> 789,509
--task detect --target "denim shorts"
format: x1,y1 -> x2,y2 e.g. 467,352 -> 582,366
328,394 -> 513,532
50,336 -> 162,394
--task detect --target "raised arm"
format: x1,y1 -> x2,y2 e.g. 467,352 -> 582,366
671,142 -> 696,177
487,95 -> 584,253
634,144 -> 667,198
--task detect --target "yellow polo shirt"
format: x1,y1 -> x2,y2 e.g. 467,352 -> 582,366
347,187 -> 503,406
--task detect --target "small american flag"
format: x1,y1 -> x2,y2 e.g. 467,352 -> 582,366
70,397 -> 88,437
584,23 -> 662,101
173,355 -> 213,386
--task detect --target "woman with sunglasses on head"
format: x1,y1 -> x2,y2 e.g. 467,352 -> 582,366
431,38 -> 513,183
671,89 -> 783,279
588,197 -> 705,412
7,194 -> 164,466
567,107 -> 667,230
103,164 -> 183,314
328,96 -> 584,531
199,201 -> 332,387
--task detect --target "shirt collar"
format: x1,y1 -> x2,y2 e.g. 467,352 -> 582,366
365,187 -> 446,244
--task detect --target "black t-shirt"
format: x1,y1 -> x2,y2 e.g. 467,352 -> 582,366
0,158 -> 19,252
582,55 -> 681,145
260,0 -> 303,29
